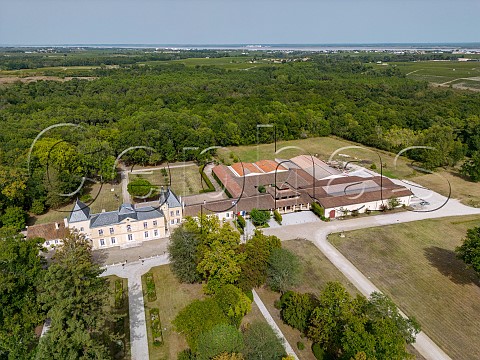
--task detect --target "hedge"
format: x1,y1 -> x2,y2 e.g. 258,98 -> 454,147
273,210 -> 282,225
311,202 -> 329,221
199,164 -> 216,193
145,272 -> 157,302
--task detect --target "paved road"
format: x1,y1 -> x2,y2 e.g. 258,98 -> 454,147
252,290 -> 299,359
101,255 -> 170,360
264,189 -> 480,360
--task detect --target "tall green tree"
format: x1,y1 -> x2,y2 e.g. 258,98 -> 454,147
456,226 -> 480,275
168,225 -> 202,283
173,298 -> 229,352
460,151 -> 480,182
267,248 -> 301,293
196,324 -> 244,360
36,230 -> 115,359
0,229 -> 46,360
280,291 -> 316,333
197,223 -> 246,294
238,231 -> 281,291
242,321 -> 286,360
213,285 -> 252,327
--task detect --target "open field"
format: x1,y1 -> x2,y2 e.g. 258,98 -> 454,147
142,56 -> 271,70
131,164 -> 208,197
330,215 -> 480,360
222,136 -> 419,179
106,275 -> 130,359
382,60 -> 480,90
411,169 -> 480,207
142,265 -> 205,360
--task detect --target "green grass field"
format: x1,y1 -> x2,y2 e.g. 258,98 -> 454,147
330,215 -> 480,360
141,56 -> 270,70
131,164 -> 208,197
383,61 -> 480,89
142,265 -> 205,360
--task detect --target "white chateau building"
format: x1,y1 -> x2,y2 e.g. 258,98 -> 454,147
65,188 -> 183,250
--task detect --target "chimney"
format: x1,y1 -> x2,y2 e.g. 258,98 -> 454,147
102,209 -> 106,213
55,222 -> 59,230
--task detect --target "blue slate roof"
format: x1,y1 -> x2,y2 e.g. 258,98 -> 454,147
68,190 -> 180,228
68,199 -> 91,223
89,205 -> 164,228
159,188 -> 182,208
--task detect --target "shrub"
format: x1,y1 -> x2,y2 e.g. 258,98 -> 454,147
236,214 -> 246,229
80,193 -> 93,203
311,202 -> 325,218
145,272 -> 157,302
250,208 -> 270,227
150,308 -> 163,346
178,349 -> 196,360
297,341 -> 305,350
258,185 -> 266,193
127,178 -> 156,197
370,163 -> 377,170
312,343 -> 325,360
273,210 -> 282,225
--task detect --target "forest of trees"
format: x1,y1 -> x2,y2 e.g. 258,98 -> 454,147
1,53 -> 480,223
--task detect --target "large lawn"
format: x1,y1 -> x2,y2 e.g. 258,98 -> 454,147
330,215 -> 480,360
141,265 -> 204,360
131,164 -> 207,197
411,169 -> 480,208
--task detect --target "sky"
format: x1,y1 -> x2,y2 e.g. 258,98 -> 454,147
1,0 -> 479,45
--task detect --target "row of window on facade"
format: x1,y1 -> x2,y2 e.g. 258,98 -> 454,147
96,220 -> 159,237
99,229 -> 161,246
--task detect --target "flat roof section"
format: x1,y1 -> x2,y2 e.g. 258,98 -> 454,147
230,162 -> 263,177
254,160 -> 287,173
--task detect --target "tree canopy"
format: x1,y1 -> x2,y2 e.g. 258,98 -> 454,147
456,226 -> 480,275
